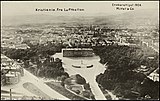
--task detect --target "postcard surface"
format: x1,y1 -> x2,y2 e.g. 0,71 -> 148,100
1,1 -> 159,100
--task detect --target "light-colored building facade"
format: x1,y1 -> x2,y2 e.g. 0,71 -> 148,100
62,48 -> 94,57
1,54 -> 24,85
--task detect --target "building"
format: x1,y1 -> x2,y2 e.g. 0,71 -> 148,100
1,54 -> 24,85
62,48 -> 94,57
14,44 -> 30,50
1,69 -> 6,86
1,54 -> 13,65
148,68 -> 159,82
5,71 -> 21,84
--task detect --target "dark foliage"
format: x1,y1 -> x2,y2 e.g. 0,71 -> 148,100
94,45 -> 159,99
3,43 -> 69,80
75,74 -> 86,85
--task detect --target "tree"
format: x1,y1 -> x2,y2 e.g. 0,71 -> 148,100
82,90 -> 90,98
75,74 -> 86,84
84,83 -> 91,90
37,68 -> 45,77
151,31 -> 158,38
62,72 -> 69,78
134,72 -> 146,82
74,90 -> 80,94
29,66 -> 36,75
24,60 -> 30,68
57,76 -> 62,81
61,75 -> 67,81
90,93 -> 96,100
113,84 -> 124,97
61,81 -> 65,87
96,73 -> 103,83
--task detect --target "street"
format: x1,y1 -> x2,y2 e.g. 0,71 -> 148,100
1,68 -> 70,100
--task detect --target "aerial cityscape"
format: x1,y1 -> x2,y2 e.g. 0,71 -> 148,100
1,1 -> 159,100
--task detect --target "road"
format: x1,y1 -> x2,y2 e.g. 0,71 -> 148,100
2,69 -> 70,100
53,53 -> 106,100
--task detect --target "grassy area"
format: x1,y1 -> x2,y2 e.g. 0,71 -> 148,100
45,82 -> 87,100
23,82 -> 51,100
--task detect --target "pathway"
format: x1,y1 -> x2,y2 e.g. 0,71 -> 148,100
1,69 -> 70,100
53,53 -> 106,100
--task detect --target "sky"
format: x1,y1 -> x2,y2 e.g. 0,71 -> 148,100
1,1 -> 159,17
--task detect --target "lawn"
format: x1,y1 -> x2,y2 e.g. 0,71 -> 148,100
23,82 -> 51,100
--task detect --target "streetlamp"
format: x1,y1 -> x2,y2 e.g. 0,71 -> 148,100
9,88 -> 12,100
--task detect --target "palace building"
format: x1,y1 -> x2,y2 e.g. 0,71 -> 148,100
62,48 -> 94,57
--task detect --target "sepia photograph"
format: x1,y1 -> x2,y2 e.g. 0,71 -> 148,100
1,1 -> 159,100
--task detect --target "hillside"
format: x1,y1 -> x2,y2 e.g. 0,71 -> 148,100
93,9 -> 159,29
2,9 -> 159,29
